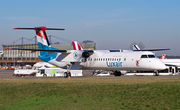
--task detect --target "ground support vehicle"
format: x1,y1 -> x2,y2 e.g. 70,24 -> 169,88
36,68 -> 83,78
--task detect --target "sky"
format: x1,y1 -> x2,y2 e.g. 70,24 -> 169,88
0,0 -> 180,56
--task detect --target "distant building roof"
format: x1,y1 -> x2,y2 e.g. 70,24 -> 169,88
82,40 -> 94,43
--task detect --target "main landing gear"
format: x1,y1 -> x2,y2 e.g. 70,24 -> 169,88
114,71 -> 121,76
64,64 -> 72,78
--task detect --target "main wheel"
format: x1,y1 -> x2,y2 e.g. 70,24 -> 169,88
118,71 -> 121,76
43,74 -> 47,77
114,71 -> 121,76
64,72 -> 68,78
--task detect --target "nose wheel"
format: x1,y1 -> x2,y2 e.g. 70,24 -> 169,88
154,71 -> 159,76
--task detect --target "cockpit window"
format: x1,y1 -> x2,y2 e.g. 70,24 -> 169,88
148,55 -> 155,58
141,54 -> 156,58
141,55 -> 148,58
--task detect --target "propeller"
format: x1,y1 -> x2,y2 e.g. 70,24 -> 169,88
129,41 -> 146,50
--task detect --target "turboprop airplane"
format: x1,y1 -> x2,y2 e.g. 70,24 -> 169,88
7,26 -> 169,77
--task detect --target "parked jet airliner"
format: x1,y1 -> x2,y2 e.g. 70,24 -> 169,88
7,26 -> 169,77
160,53 -> 180,67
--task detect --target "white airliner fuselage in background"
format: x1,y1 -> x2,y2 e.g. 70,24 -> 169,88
160,53 -> 180,67
9,27 -> 168,77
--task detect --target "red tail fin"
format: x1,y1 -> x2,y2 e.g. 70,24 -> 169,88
160,53 -> 166,59
72,41 -> 83,50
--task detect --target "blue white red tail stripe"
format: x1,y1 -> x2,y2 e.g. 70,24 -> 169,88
13,27 -> 65,58
35,27 -> 50,47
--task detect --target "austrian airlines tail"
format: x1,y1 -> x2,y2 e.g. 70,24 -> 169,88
160,53 -> 166,59
72,41 -> 83,50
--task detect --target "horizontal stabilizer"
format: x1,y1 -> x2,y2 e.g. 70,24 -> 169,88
6,48 -> 68,53
14,27 -> 65,30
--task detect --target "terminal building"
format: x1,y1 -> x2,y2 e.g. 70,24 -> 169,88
0,38 -> 96,68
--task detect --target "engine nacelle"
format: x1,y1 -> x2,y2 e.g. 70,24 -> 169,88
82,51 -> 90,58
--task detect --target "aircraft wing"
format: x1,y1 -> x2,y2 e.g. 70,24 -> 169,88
165,64 -> 177,66
133,48 -> 170,51
6,48 -> 94,53
132,45 -> 170,51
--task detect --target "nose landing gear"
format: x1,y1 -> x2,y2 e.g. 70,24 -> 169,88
154,70 -> 159,76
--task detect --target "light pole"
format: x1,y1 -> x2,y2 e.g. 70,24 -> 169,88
13,42 -> 15,69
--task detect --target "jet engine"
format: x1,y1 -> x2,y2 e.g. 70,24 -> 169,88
82,51 -> 90,58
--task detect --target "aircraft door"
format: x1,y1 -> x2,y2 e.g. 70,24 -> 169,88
123,57 -> 127,68
125,56 -> 135,68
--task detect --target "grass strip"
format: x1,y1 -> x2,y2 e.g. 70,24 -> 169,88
0,78 -> 180,110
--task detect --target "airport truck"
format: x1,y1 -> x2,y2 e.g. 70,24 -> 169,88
14,69 -> 38,77
36,68 -> 83,78
13,62 -> 56,77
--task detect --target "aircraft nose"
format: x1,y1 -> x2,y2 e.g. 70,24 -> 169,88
157,60 -> 166,70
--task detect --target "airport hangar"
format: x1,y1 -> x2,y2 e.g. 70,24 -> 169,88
0,37 -> 96,68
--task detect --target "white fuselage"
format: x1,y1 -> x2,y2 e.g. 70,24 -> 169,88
161,59 -> 180,67
48,50 -> 166,71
